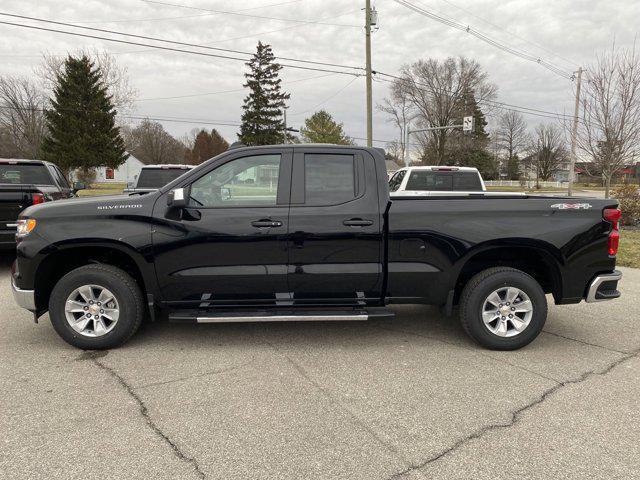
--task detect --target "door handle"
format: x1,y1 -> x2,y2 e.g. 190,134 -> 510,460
251,219 -> 283,228
343,218 -> 373,227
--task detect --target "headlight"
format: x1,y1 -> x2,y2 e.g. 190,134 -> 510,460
16,218 -> 36,238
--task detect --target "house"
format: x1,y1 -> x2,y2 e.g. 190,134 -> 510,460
92,153 -> 145,184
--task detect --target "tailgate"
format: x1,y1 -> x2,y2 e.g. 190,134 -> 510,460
0,185 -> 33,230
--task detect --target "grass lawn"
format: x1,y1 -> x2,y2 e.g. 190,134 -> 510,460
77,182 -> 126,197
618,229 -> 640,268
485,186 -> 568,193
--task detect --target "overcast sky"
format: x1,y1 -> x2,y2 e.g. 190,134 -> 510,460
2,0 -> 639,147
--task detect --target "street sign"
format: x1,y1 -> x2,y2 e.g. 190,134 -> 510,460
463,116 -> 474,132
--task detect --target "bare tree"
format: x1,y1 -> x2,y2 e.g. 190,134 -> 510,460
0,76 -> 47,158
36,49 -> 137,114
529,123 -> 568,186
122,119 -> 187,165
575,45 -> 640,198
497,110 -> 528,179
394,56 -> 497,164
378,81 -> 414,164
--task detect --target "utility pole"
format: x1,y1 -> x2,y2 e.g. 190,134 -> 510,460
283,107 -> 288,144
568,67 -> 583,196
365,0 -> 373,147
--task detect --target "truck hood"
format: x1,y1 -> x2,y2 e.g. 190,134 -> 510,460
21,192 -> 158,218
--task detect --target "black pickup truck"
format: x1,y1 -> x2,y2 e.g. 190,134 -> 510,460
0,159 -> 83,248
11,145 -> 622,350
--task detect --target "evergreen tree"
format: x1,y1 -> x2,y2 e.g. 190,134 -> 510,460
42,55 -> 126,175
238,42 -> 290,146
300,110 -> 353,145
507,154 -> 521,180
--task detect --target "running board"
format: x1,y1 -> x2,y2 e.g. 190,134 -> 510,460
168,308 -> 394,324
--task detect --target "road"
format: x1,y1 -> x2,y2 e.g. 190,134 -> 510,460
1,255 -> 638,480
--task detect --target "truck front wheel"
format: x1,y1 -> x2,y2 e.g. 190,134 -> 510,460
459,267 -> 547,350
48,264 -> 144,349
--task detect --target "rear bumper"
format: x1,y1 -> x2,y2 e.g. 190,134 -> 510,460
585,270 -> 622,303
11,277 -> 35,311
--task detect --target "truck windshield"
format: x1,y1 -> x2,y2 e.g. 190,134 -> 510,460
405,171 -> 482,191
0,164 -> 54,185
136,168 -> 189,188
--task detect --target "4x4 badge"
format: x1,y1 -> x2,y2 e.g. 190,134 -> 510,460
550,203 -> 592,210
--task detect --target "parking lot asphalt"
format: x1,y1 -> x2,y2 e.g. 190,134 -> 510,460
1,255 -> 638,480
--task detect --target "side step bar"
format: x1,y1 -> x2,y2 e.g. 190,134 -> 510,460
168,308 -> 394,324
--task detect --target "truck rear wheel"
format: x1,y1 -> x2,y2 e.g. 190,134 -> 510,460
49,264 -> 144,349
459,267 -> 547,350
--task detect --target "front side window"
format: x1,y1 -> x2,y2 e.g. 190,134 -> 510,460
388,170 -> 406,192
189,154 -> 281,207
304,154 -> 356,206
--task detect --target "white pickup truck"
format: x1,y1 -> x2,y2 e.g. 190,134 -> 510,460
389,166 -> 522,197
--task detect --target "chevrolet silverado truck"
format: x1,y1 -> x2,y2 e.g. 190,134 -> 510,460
11,144 -> 622,350
0,159 -> 84,248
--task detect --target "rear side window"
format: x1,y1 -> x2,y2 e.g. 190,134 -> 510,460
304,154 -> 356,205
388,170 -> 406,192
0,164 -> 54,185
137,168 -> 189,188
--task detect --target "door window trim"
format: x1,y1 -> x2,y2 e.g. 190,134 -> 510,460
184,151 -> 292,209
290,151 -> 366,206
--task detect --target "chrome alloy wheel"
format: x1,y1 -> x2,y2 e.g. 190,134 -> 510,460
64,285 -> 120,337
481,287 -> 533,338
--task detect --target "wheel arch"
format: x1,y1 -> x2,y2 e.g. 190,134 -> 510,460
452,243 -> 564,304
34,241 -> 154,313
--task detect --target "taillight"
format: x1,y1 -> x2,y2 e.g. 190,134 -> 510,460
603,208 -> 621,256
32,193 -> 45,205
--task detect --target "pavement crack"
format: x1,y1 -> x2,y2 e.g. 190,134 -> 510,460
386,348 -> 640,479
260,336 -> 415,475
373,324 -> 561,384
136,359 -> 255,389
89,353 -> 206,480
542,330 -> 628,354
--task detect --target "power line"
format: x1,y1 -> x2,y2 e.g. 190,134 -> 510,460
288,76 -> 362,116
435,0 -> 580,68
392,0 -> 574,80
373,72 -> 579,122
140,0 -> 361,28
70,0 -> 304,25
0,104 -> 241,127
136,73 -> 339,102
0,13 -> 365,73
0,19 -> 362,76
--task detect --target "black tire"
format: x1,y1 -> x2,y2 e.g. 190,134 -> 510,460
49,264 -> 144,349
459,267 -> 547,350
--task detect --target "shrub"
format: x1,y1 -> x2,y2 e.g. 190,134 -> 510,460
611,183 -> 640,226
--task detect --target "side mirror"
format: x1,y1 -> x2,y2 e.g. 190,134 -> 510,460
220,187 -> 231,201
73,181 -> 86,192
167,187 -> 188,208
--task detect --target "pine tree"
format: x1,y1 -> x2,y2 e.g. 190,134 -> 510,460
300,110 -> 353,145
238,42 -> 290,146
42,55 -> 126,175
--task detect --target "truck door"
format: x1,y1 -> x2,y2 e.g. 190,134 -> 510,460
286,148 -> 383,305
151,148 -> 292,307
